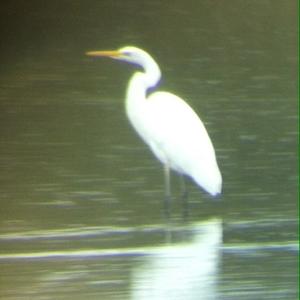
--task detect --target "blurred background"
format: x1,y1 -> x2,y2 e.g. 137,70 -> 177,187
0,1 -> 298,299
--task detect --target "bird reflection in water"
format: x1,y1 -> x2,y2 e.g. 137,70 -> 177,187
131,218 -> 222,300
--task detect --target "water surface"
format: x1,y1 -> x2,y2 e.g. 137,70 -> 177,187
0,1 -> 298,299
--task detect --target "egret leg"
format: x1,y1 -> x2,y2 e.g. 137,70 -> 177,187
180,175 -> 189,220
163,164 -> 171,218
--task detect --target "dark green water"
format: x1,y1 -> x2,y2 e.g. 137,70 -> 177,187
0,1 -> 298,299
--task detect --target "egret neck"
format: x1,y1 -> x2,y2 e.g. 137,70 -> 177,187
125,54 -> 161,133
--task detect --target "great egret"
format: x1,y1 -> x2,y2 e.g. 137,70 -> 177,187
86,46 -> 222,204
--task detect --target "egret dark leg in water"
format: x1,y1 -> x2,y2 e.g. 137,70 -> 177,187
164,169 -> 189,219
180,175 -> 189,220
163,164 -> 172,218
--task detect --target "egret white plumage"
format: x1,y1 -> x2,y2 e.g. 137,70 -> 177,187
86,46 -> 222,202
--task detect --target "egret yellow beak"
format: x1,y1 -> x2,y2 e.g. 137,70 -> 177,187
85,50 -> 121,58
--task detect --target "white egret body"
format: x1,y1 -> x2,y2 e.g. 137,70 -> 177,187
86,46 -> 222,197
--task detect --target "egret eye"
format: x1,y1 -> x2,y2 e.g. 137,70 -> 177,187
121,51 -> 133,57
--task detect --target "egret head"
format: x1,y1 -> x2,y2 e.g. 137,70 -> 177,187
86,46 -> 154,69
116,46 -> 152,65
86,46 -> 161,87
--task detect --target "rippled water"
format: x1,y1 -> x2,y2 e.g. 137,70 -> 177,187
0,1 -> 298,299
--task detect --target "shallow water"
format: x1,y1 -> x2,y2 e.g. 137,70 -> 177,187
0,1 -> 298,299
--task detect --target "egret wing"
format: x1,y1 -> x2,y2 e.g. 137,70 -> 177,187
143,91 -> 221,195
